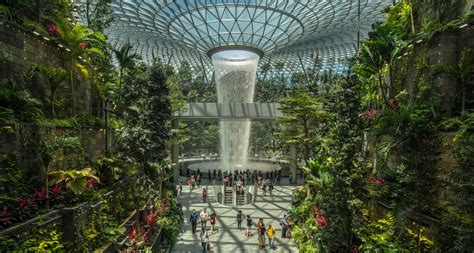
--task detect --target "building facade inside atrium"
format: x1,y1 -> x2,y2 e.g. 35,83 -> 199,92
0,0 -> 473,252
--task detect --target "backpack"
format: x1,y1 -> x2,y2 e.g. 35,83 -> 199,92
247,218 -> 253,226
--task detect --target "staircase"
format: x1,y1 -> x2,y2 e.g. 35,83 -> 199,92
224,187 -> 233,205
236,191 -> 245,205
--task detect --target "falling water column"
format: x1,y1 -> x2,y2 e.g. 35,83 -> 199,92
211,50 -> 260,171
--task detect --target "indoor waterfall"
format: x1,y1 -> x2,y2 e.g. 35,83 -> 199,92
211,49 -> 259,170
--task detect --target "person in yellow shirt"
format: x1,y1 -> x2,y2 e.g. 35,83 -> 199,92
266,224 -> 276,250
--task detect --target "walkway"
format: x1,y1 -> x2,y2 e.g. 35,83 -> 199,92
172,179 -> 300,253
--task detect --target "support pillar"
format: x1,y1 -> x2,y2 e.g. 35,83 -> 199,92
290,143 -> 297,184
171,119 -> 179,183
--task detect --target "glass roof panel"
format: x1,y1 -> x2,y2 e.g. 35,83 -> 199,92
90,0 -> 391,75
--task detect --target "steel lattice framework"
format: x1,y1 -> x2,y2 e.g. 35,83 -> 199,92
84,0 -> 391,76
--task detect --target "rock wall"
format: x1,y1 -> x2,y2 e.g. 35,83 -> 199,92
0,24 -> 91,115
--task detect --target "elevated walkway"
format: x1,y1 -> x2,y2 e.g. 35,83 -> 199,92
174,102 -> 282,121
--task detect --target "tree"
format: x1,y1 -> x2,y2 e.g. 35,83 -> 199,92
35,65 -> 67,117
77,0 -> 114,32
117,61 -> 171,174
113,43 -> 141,100
278,92 -> 328,167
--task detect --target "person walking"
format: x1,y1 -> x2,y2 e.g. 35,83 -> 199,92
280,214 -> 289,238
200,208 -> 209,232
202,187 -> 208,202
188,177 -> 193,193
236,210 -> 243,229
266,224 -> 276,250
210,210 -> 216,232
245,215 -> 253,237
179,181 -> 183,195
256,218 -> 266,249
190,209 -> 198,234
268,183 -> 273,196
200,230 -> 209,253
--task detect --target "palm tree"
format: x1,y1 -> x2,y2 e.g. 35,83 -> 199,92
39,136 -> 81,208
434,48 -> 473,114
35,65 -> 67,117
55,16 -> 106,115
113,43 -> 140,99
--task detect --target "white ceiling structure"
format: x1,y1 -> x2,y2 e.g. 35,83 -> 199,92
78,0 -> 391,77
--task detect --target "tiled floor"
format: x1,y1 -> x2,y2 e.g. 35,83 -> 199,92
172,179 -> 300,253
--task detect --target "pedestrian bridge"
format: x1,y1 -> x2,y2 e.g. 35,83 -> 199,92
174,103 -> 282,120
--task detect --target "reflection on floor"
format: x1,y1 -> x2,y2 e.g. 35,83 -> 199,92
172,178 -> 300,253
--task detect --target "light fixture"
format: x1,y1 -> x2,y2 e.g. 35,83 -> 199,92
65,47 -> 71,52
43,37 -> 50,41
32,31 -> 40,36
416,39 -> 423,44
58,44 -> 64,48
408,44 -> 413,48
459,23 -> 468,29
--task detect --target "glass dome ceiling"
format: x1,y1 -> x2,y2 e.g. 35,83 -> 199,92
84,0 -> 391,75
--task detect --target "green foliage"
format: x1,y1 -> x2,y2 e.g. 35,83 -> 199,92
278,92 -> 328,165
39,135 -> 81,203
290,76 -> 368,252
35,65 -> 67,116
357,212 -> 408,251
20,228 -> 65,252
76,0 -> 114,32
0,79 -> 43,124
117,61 -> 171,169
48,167 -> 99,195
81,204 -> 125,251
433,48 -> 473,113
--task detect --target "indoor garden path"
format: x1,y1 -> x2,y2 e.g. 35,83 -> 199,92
173,179 -> 299,253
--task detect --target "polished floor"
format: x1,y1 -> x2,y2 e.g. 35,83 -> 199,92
172,178 -> 299,253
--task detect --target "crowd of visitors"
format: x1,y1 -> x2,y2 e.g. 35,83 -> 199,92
180,168 -> 293,252
190,206 -> 293,251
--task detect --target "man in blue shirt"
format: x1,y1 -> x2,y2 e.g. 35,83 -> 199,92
190,209 -> 199,234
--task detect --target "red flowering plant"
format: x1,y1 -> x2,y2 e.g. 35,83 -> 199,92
35,187 -> 46,199
0,207 -> 12,227
368,175 -> 385,185
47,23 -> 59,36
146,210 -> 159,227
79,41 -> 87,49
359,108 -> 380,124
86,178 -> 97,189
51,185 -> 61,194
389,100 -> 400,110
311,206 -> 328,229
18,197 -> 29,209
